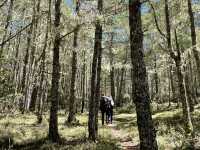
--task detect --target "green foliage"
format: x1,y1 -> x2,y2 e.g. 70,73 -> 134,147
1,105 -> 200,149
117,104 -> 135,114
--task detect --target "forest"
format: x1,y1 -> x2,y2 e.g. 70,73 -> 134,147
0,0 -> 200,149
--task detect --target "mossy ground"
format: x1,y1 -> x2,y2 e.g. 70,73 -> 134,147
0,103 -> 200,150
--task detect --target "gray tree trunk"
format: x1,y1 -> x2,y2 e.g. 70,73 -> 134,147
187,0 -> 200,84
129,0 -> 158,149
48,0 -> 62,142
88,0 -> 103,141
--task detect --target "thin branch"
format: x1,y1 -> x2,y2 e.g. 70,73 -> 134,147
60,28 -> 77,40
60,23 -> 86,40
0,23 -> 31,47
0,13 -> 47,47
148,1 -> 166,38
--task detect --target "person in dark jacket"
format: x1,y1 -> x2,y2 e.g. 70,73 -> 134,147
106,96 -> 114,124
100,94 -> 106,125
105,98 -> 111,124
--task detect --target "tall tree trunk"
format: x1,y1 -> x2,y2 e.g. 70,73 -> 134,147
168,64 -> 174,107
154,54 -> 159,104
109,33 -> 115,101
48,0 -> 62,143
37,0 -> 51,123
174,30 -> 193,134
14,8 -> 25,90
169,65 -> 175,102
20,1 -> 37,113
104,76 -> 107,95
94,31 -> 103,134
117,68 -> 125,107
88,0 -> 103,141
116,69 -> 120,104
175,59 -> 193,133
20,27 -> 32,113
28,0 -> 41,112
164,0 -> 193,135
0,0 -> 14,58
168,68 -> 171,107
188,54 -> 198,104
13,30 -> 22,82
187,0 -> 200,84
29,86 -> 38,111
184,66 -> 194,113
67,26 -> 79,123
163,0 -> 194,135
117,48 -> 128,107
30,0 -> 41,66
129,1 -> 158,149
81,51 -> 86,113
67,0 -> 81,123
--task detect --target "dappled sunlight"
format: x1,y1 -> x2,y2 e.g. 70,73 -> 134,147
0,0 -> 199,149
0,112 -> 123,149
0,107 -> 200,149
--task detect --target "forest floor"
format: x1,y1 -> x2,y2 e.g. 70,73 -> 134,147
0,103 -> 200,150
107,117 -> 139,150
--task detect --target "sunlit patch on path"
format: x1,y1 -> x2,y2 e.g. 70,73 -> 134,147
107,122 -> 139,150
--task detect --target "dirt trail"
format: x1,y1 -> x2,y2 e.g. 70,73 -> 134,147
107,124 -> 139,150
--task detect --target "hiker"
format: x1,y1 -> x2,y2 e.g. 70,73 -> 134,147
105,98 -> 110,124
100,94 -> 107,125
100,94 -> 114,125
102,95 -> 114,124
107,96 -> 114,124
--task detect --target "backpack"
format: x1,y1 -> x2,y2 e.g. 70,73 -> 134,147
105,99 -> 111,110
100,97 -> 106,111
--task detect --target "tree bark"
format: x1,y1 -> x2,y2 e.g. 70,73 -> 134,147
30,0 -> 41,66
129,0 -> 158,149
169,65 -> 175,101
48,0 -> 62,142
20,27 -> 32,113
154,54 -> 159,103
117,68 -> 125,107
0,0 -> 14,58
163,0 -> 193,134
81,51 -> 86,113
67,26 -> 79,123
88,0 -> 103,141
94,28 -> 103,134
174,30 -> 193,134
29,86 -> 38,111
37,0 -> 51,123
109,33 -> 115,101
104,76 -> 107,95
20,1 -> 37,113
13,14 -> 24,84
188,54 -> 198,104
187,0 -> 200,84
184,67 -> 194,112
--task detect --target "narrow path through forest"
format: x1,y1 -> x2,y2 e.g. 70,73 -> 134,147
107,121 -> 139,150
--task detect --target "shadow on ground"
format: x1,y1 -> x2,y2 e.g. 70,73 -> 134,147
9,137 -> 120,150
0,136 -> 121,150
